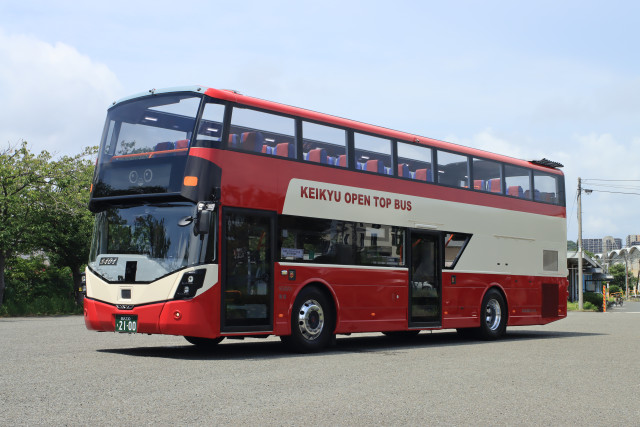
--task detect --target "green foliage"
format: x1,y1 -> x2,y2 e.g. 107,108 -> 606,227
1,256 -> 79,315
609,264 -> 637,291
567,240 -> 577,251
609,284 -> 622,294
0,141 -> 97,312
583,292 -> 604,312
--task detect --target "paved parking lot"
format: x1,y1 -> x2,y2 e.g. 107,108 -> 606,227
1,304 -> 639,425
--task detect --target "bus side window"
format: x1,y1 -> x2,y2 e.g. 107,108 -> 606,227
437,150 -> 469,188
229,107 -> 296,157
534,171 -> 560,204
397,141 -> 433,182
505,165 -> 531,199
354,133 -> 392,175
302,122 -> 347,167
472,158 -> 501,193
195,103 -> 225,147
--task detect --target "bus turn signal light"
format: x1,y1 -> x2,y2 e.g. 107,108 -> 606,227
184,176 -> 198,186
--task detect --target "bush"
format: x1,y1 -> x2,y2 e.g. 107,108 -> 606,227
1,255 -> 78,316
608,285 -> 622,295
583,292 -> 604,312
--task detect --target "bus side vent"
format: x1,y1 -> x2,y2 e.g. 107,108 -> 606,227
541,283 -> 559,317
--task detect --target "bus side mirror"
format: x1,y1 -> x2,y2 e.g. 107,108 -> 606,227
195,202 -> 215,235
196,210 -> 211,235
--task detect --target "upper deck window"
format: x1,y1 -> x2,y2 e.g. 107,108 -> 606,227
505,165 -> 532,199
103,95 -> 200,161
437,150 -> 469,188
195,102 -> 225,147
229,107 -> 296,158
397,141 -> 434,182
534,171 -> 560,204
93,94 -> 200,198
302,122 -> 347,167
472,158 -> 502,193
354,133 -> 392,175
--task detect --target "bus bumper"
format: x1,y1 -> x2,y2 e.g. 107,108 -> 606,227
83,295 -> 219,338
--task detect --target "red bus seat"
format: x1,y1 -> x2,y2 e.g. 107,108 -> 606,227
175,139 -> 190,149
508,185 -> 524,198
489,178 -> 502,193
366,160 -> 385,174
239,132 -> 264,152
276,142 -> 295,158
308,148 -> 328,164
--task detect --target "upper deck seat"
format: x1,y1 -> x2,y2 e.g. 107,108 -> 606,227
398,163 -> 410,178
414,168 -> 432,182
508,185 -> 524,198
175,139 -> 190,149
474,180 -> 486,191
366,159 -> 385,174
338,155 -> 347,167
488,178 -> 502,193
228,134 -> 239,148
239,132 -> 264,152
308,148 -> 328,164
276,142 -> 295,158
155,141 -> 175,151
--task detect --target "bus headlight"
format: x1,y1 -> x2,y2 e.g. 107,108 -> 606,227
174,269 -> 206,299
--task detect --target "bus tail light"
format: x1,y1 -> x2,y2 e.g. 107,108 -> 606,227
184,176 -> 198,186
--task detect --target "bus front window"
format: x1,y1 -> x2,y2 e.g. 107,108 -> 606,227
89,203 -> 214,283
93,94 -> 202,198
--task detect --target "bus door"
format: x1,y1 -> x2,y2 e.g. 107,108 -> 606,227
408,230 -> 441,327
221,208 -> 275,332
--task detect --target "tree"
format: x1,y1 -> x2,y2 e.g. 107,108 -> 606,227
0,142 -> 53,306
38,146 -> 97,304
567,240 -> 577,251
609,263 -> 637,294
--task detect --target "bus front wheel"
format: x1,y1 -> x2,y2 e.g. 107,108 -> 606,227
281,286 -> 335,353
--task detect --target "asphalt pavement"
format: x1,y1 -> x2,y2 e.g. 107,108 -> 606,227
1,304 -> 639,426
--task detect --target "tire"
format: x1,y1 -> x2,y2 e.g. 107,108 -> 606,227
478,289 -> 507,340
281,286 -> 335,353
184,336 -> 224,349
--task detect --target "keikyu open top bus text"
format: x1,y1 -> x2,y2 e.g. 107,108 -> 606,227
299,185 -> 412,211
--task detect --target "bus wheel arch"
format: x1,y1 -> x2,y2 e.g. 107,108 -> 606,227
281,282 -> 337,353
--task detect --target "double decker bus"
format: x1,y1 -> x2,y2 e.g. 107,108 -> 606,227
84,86 -> 568,352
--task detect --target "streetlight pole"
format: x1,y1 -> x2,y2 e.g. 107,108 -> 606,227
578,177 -> 584,310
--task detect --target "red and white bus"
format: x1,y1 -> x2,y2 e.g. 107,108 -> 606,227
84,86 -> 568,352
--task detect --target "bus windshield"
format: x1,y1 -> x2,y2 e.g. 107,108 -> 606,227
92,94 -> 201,198
88,203 -> 214,283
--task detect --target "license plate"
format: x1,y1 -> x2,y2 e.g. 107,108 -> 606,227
115,315 -> 137,333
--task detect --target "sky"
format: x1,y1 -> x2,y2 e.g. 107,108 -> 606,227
1,0 -> 639,245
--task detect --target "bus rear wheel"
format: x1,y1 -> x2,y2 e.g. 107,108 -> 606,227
478,289 -> 507,340
184,336 -> 224,349
281,286 -> 335,353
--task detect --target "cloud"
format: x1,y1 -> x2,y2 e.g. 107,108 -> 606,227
0,30 -> 122,156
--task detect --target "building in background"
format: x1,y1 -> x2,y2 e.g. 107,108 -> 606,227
626,234 -> 640,247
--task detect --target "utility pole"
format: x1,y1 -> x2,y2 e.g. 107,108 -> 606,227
577,177 -> 584,310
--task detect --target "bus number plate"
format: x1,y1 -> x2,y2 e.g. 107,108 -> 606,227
115,315 -> 137,333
